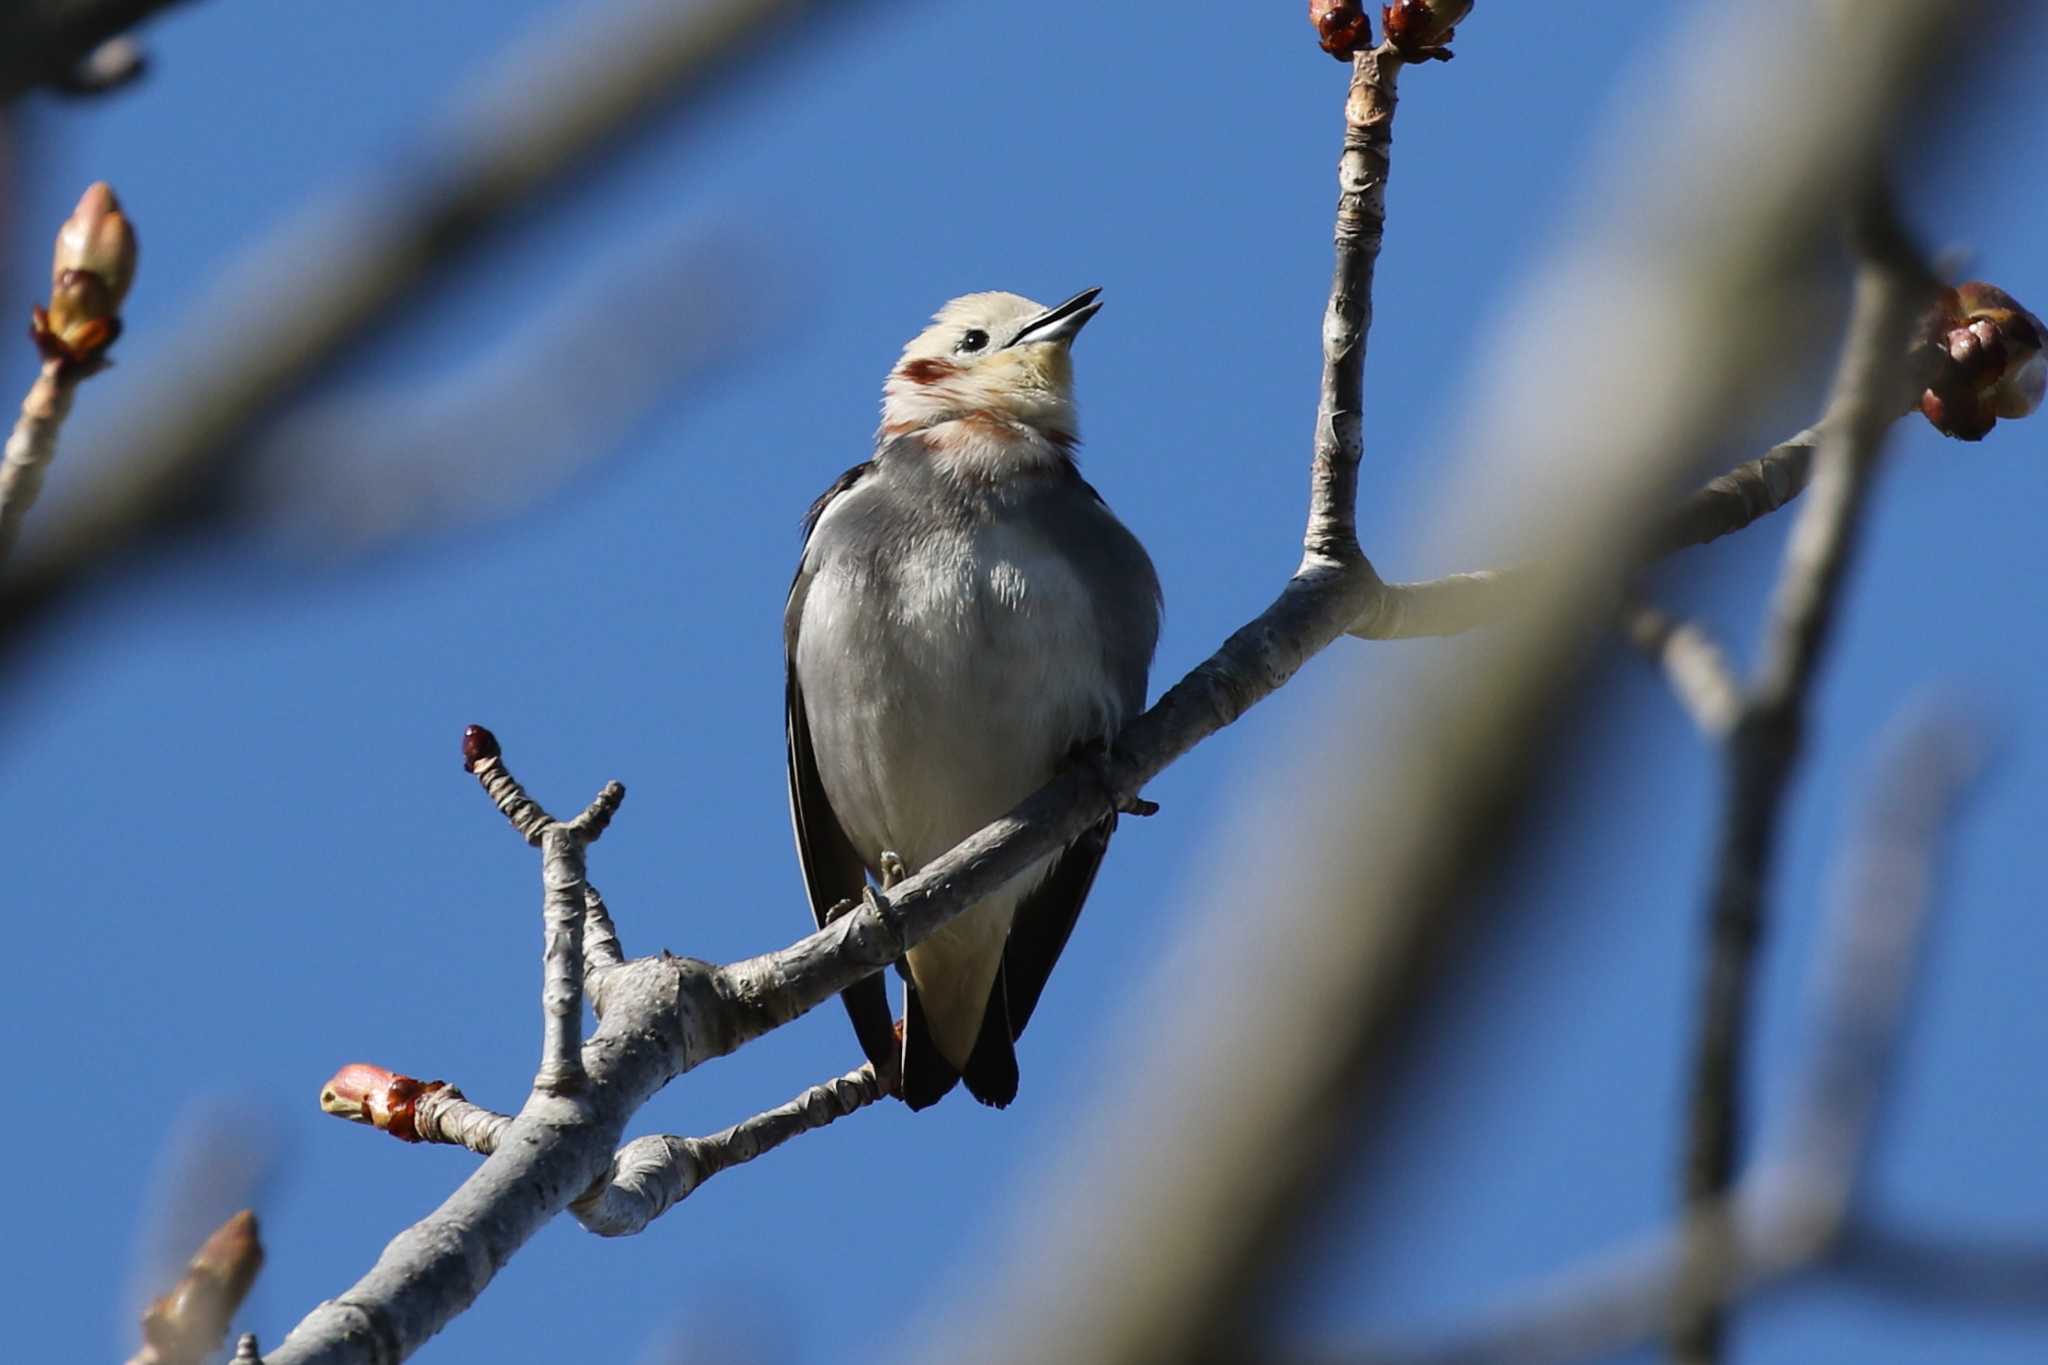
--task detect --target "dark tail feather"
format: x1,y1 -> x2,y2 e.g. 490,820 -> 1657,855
839,971 -> 898,1081
900,983 -> 960,1110
960,968 -> 1019,1109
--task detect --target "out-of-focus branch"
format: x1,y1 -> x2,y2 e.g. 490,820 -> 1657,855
233,220 -> 763,557
1674,228 -> 1935,1364
1622,600 -> 1741,740
1,181 -> 136,565
1348,426 -> 1834,640
1348,278 -> 2045,644
129,1210 -> 264,1365
0,0 -> 872,645
1313,705 -> 1987,1365
1838,1223 -> 2048,1316
0,0 -> 192,102
917,5 -> 1993,1363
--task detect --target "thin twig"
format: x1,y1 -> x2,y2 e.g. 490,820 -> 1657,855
1622,600 -> 1742,740
572,1063 -> 886,1236
322,1058 -> 882,1236
0,362 -> 79,564
1674,235 -> 1934,1363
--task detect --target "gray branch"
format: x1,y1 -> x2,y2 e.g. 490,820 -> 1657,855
1324,704 -> 1986,1365
1674,228 -> 1935,1364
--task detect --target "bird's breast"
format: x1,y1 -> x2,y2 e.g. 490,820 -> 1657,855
797,510 -> 1122,869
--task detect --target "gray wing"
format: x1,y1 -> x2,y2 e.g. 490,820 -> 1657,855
786,462 -> 898,1074
1001,470 -> 1163,1041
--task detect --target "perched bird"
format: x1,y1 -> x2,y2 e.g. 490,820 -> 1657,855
785,288 -> 1161,1110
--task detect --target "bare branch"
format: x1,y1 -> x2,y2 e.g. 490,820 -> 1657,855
1622,600 -> 1742,740
320,1055 -> 882,1237
571,1063 -> 886,1237
1674,228 -> 1935,1363
919,6 -> 1992,1362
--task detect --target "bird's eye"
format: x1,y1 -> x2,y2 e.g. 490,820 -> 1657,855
956,328 -> 990,354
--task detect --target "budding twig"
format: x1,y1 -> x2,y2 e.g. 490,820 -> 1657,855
1,182 -> 135,566
128,1210 -> 264,1365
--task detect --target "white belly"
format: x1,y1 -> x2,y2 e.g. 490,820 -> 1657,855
796,508 -> 1123,1064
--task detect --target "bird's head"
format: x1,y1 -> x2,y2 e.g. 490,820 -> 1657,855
880,288 -> 1102,460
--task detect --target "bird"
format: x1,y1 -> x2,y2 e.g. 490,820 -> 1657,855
784,287 -> 1161,1110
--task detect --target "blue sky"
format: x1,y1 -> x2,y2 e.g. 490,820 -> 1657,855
7,3 -> 2047,1361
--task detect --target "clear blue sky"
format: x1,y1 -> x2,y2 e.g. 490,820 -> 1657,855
8,3 -> 2047,1361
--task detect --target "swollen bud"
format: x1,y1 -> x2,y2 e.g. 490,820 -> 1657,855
1382,0 -> 1472,60
1919,282 -> 2045,441
1310,0 -> 1373,61
31,181 -> 138,373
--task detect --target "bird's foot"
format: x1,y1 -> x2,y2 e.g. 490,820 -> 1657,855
1069,738 -> 1159,818
877,850 -> 909,889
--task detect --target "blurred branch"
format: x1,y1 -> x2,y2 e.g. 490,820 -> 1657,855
129,1209 -> 264,1365
1838,1223 -> 2048,1316
0,0 -> 868,645
1348,422 -> 1836,640
1313,704 -> 1987,1365
919,4 -> 1992,1363
1622,600 -> 1741,740
0,0 -> 191,102
234,220 -> 761,557
1674,223 -> 1936,1363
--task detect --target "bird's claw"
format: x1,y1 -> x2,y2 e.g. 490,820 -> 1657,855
1069,739 -> 1159,818
877,850 -> 909,889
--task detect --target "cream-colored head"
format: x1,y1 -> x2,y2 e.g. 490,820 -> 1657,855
880,289 -> 1102,456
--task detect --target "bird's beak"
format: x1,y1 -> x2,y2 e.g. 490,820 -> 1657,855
1007,287 -> 1103,349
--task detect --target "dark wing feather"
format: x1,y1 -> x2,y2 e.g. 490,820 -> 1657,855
996,471 -> 1158,1045
1002,814 -> 1117,1040
785,462 -> 897,1075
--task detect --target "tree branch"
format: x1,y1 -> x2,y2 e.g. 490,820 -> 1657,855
0,0 -> 874,650
1674,229 -> 1935,1364
1310,704 -> 1987,1365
